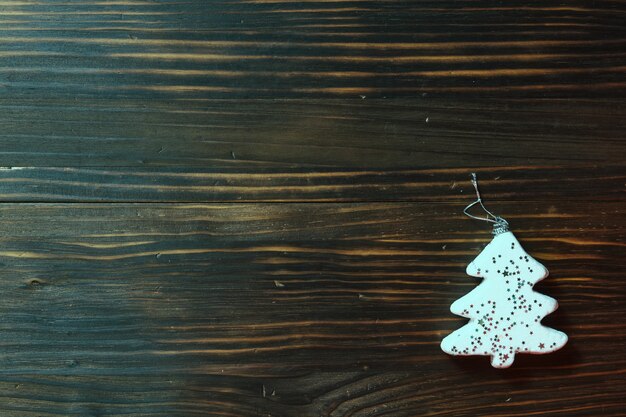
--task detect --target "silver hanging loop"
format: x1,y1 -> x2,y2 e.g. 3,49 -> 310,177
463,173 -> 509,235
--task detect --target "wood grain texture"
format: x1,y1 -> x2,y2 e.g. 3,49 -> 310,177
0,165 -> 623,202
0,98 -> 624,167
0,202 -> 623,416
1,0 -> 625,415
0,0 -> 624,98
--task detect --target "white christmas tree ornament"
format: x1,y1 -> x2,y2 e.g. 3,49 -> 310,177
441,174 -> 567,368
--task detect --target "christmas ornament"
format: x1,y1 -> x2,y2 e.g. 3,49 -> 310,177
441,174 -> 567,368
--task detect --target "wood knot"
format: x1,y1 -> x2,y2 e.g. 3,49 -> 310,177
26,278 -> 47,289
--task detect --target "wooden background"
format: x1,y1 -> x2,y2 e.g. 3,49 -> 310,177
0,0 -> 625,415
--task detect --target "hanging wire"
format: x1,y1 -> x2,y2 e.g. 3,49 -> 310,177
463,173 -> 509,234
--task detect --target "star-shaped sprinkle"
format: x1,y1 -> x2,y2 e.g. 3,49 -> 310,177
539,343 -> 545,349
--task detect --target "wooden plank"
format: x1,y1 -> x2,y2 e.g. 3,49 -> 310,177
0,0 -> 624,99
0,201 -> 623,415
0,165 -> 623,202
0,98 -> 624,168
1,1 -> 625,415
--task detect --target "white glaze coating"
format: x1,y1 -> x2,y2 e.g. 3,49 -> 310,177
441,231 -> 568,368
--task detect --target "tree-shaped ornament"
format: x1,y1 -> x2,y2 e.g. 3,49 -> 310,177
441,174 -> 567,368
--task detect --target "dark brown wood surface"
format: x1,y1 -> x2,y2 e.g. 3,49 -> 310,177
0,0 -> 625,416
